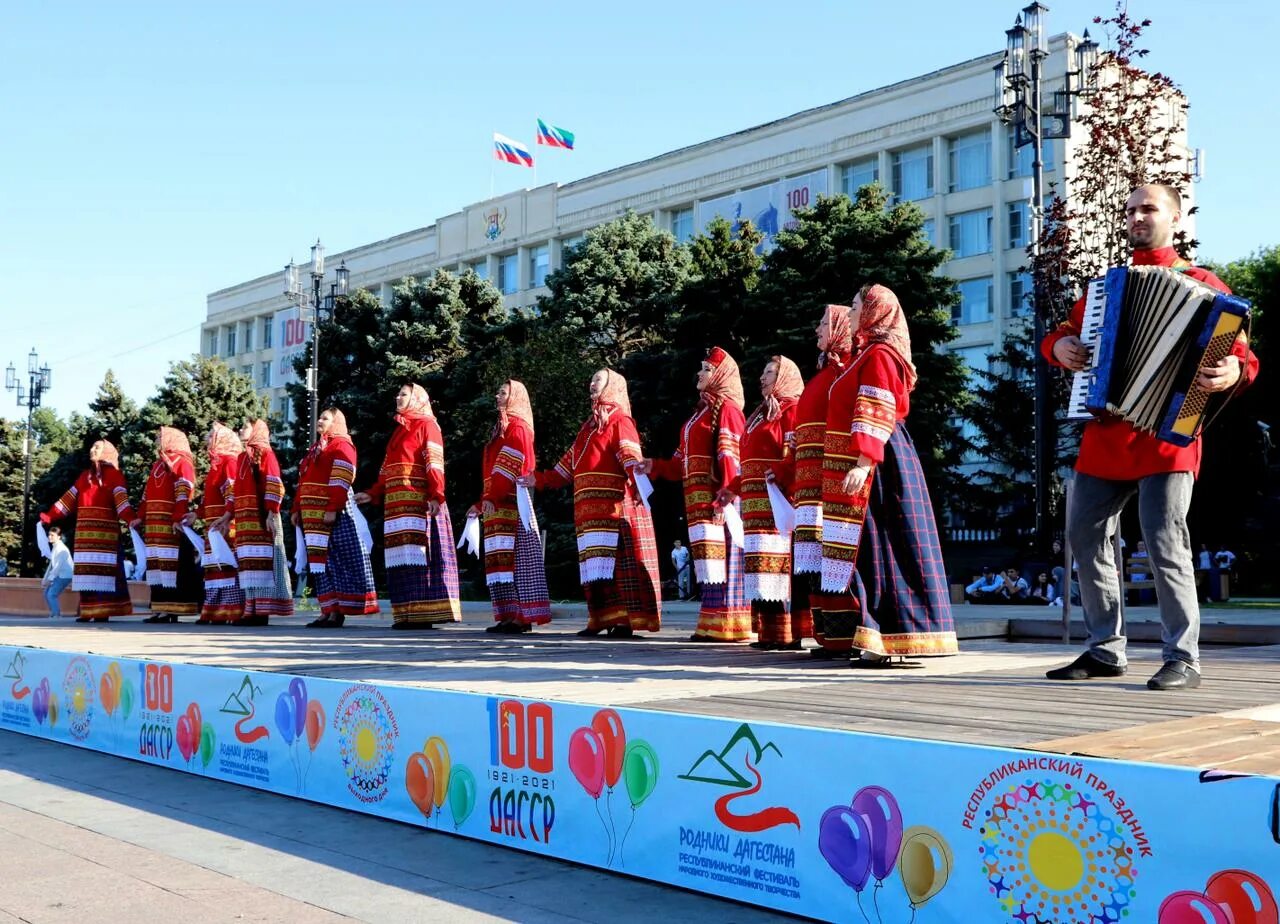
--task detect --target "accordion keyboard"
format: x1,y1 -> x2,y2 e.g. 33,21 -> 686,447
1066,277 -> 1108,419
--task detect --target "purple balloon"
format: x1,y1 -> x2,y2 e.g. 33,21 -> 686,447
289,678 -> 307,737
275,692 -> 296,745
851,785 -> 904,881
819,806 -> 873,892
32,687 -> 47,724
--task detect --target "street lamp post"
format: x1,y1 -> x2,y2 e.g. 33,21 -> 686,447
5,348 -> 54,577
284,241 -> 350,441
993,4 -> 1098,548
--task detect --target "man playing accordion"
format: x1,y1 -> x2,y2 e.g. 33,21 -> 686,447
1041,183 -> 1259,691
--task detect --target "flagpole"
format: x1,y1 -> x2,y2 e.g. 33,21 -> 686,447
489,133 -> 495,199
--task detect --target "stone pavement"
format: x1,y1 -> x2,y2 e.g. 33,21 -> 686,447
0,732 -> 790,924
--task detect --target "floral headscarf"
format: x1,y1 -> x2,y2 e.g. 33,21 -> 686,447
699,346 -> 746,412
591,369 -> 632,432
206,422 -> 244,459
820,303 -> 854,370
397,383 -> 434,422
855,284 -> 918,391
157,426 -> 193,472
496,379 -> 535,438
748,356 -> 805,428
321,408 -> 351,444
88,439 -> 119,483
244,419 -> 272,462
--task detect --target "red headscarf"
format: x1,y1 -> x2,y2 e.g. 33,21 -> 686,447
591,369 -> 631,432
207,422 -> 244,459
88,439 -> 119,484
820,303 -> 854,370
496,379 -> 535,438
700,347 -> 745,412
321,408 -> 351,444
157,426 -> 193,472
397,383 -> 434,422
244,419 -> 272,462
749,356 -> 805,428
855,284 -> 918,391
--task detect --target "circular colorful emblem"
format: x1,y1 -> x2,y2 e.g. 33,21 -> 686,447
334,685 -> 397,803
62,657 -> 95,741
979,777 -> 1138,923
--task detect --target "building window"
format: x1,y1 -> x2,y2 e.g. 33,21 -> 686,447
953,278 -> 994,325
225,326 -> 237,357
259,361 -> 272,388
955,345 -> 993,380
1008,201 -> 1030,249
1008,271 -> 1033,317
498,253 -> 519,295
261,316 -> 273,348
1007,126 -> 1057,178
921,218 -> 935,246
240,365 -> 252,381
670,207 -> 693,243
529,244 -> 550,289
840,158 -> 879,198
948,130 -> 992,192
204,329 -> 218,356
469,258 -> 490,281
948,208 -> 994,257
279,396 -> 291,422
241,320 -> 254,353
892,145 -> 934,202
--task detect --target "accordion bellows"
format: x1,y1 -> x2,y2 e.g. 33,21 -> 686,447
1068,266 -> 1251,446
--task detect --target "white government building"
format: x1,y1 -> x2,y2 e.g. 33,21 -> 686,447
202,33 -> 1195,425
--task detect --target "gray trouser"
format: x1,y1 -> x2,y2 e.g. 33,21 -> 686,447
1068,471 -> 1199,668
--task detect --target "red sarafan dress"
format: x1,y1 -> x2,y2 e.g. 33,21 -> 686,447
534,371 -> 660,633
199,424 -> 245,624
650,347 -> 750,641
142,427 -> 202,616
43,443 -> 135,620
233,420 -> 293,622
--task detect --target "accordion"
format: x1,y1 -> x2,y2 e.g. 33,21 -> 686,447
1066,265 -> 1251,446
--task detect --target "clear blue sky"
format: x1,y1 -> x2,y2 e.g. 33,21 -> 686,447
1,0 -> 1272,420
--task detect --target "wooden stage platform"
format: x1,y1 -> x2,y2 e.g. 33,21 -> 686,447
4,602 -> 1278,777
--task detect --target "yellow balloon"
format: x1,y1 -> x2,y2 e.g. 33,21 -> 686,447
898,825 -> 953,908
108,661 -> 122,689
423,737 -> 451,808
48,698 -> 59,727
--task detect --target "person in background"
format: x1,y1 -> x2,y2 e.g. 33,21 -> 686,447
194,423 -> 246,625
965,566 -> 1003,604
1028,571 -> 1055,606
1000,566 -> 1030,602
41,526 -> 75,618
671,540 -> 692,600
141,426 -> 203,623
233,419 -> 293,625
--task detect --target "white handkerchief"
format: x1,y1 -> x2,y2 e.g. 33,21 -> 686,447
209,529 -> 237,568
36,522 -> 51,559
294,525 -> 308,574
633,472 -> 655,510
722,501 -> 745,549
458,513 -> 481,558
129,528 -> 149,578
349,493 -> 374,555
516,484 -> 534,531
766,481 -> 796,536
181,525 -> 204,554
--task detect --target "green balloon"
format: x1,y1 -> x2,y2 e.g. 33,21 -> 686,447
623,740 -> 659,808
119,679 -> 134,722
199,723 -> 216,768
448,765 -> 477,827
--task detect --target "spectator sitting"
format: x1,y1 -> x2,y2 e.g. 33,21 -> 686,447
965,566 -> 1003,603
1028,571 -> 1055,606
1000,566 -> 1030,603
1130,540 -> 1156,604
1050,539 -> 1065,595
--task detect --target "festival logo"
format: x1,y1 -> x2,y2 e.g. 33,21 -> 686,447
484,207 -> 507,241
487,698 -> 559,848
678,723 -> 798,833
274,678 -> 324,792
404,735 -> 477,830
819,786 -> 953,921
219,674 -> 269,744
965,757 -> 1150,923
566,707 -> 658,866
1158,869 -> 1278,923
5,650 -> 30,701
138,663 -> 176,762
334,684 -> 397,803
2,652 -> 36,730
61,656 -> 95,741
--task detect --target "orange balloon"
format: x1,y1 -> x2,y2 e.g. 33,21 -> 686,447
305,700 -> 325,752
423,737 -> 451,808
99,673 -> 117,716
405,753 -> 435,819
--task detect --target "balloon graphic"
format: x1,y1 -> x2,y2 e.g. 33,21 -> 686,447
405,753 -> 436,820
274,692 -> 296,745
186,703 -> 203,747
289,678 -> 308,738
448,766 -> 478,827
119,678 -> 134,721
176,714 -> 195,762
423,737 -> 451,809
1159,891 -> 1231,924
99,672 -> 117,717
199,723 -> 216,769
568,727 -> 606,799
108,662 -> 122,695
1206,869 -> 1279,924
623,739 -> 659,808
819,806 -> 873,892
47,696 -> 57,727
591,709 -> 626,789
32,687 -> 47,725
851,785 -> 904,881
899,825 -> 953,908
305,700 -> 325,752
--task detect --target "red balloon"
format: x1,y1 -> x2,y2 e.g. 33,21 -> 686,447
187,703 -> 203,745
591,709 -> 626,789
405,753 -> 435,819
176,715 -> 195,763
568,727 -> 605,799
1158,891 -> 1230,924
1207,870 -> 1280,924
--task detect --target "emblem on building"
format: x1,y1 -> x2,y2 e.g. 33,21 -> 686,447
485,207 -> 508,242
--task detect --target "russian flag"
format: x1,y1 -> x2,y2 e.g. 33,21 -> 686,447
493,132 -> 533,167
536,119 -> 575,150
